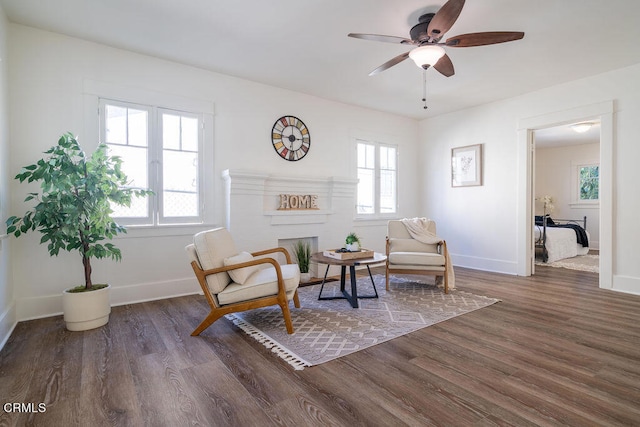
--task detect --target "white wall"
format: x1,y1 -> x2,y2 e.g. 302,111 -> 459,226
419,64 -> 640,295
536,143 -> 600,248
6,24 -> 420,321
0,5 -> 14,348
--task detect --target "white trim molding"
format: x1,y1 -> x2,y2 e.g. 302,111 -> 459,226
517,100 -> 614,291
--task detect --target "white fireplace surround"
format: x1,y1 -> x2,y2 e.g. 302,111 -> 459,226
222,169 -> 358,272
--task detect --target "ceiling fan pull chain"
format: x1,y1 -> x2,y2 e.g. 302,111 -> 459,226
422,69 -> 428,109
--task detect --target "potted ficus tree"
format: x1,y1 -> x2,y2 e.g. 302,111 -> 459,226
5,133 -> 152,331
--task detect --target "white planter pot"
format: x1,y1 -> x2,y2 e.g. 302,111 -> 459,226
300,272 -> 311,283
62,284 -> 111,331
345,243 -> 360,252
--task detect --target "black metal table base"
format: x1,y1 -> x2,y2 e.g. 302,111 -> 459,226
317,264 -> 379,308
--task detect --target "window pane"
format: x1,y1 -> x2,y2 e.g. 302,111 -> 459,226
163,114 -> 181,150
579,165 -> 599,200
357,142 -> 375,168
182,117 -> 199,152
164,191 -> 198,217
107,144 -> 149,218
163,143 -> 198,218
105,105 -> 127,145
128,109 -> 148,147
105,105 -> 148,148
380,146 -> 396,170
357,168 -> 375,214
380,169 -> 396,213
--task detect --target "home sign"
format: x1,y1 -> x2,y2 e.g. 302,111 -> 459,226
278,194 -> 319,210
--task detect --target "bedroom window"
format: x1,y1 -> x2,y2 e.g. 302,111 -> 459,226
570,161 -> 599,208
579,165 -> 599,200
356,140 -> 397,215
100,99 -> 203,225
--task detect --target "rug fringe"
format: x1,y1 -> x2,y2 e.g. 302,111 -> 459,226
226,314 -> 311,370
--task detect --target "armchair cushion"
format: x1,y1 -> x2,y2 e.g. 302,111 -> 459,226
217,263 -> 300,305
389,251 -> 445,266
193,228 -> 238,294
388,237 -> 439,254
224,251 -> 261,284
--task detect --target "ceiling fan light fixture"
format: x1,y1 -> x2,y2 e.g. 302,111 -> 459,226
409,45 -> 446,68
571,122 -> 594,133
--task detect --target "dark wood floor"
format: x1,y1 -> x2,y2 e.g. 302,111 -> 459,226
2,265 -> 640,426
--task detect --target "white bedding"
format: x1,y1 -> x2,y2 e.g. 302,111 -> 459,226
535,225 -> 590,263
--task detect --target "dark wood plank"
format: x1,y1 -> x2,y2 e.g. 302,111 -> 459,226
78,322 -> 144,426
1,265 -> 640,426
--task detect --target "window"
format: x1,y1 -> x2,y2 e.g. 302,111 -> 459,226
356,140 -> 397,215
579,165 -> 599,201
100,99 -> 203,225
570,160 -> 599,208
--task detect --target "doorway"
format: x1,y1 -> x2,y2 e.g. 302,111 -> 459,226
516,101 -> 613,289
532,122 -> 600,274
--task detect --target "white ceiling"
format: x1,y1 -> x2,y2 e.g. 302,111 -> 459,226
534,122 -> 601,148
2,0 -> 640,120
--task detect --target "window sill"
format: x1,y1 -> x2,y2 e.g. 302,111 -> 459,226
113,223 -> 217,239
569,202 -> 599,209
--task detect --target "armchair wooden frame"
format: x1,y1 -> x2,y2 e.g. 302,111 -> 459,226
189,247 -> 301,336
385,237 -> 449,294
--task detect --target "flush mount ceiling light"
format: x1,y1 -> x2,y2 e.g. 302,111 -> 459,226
571,122 -> 595,133
409,45 -> 446,69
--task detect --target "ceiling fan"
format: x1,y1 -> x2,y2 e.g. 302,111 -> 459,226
348,0 -> 524,77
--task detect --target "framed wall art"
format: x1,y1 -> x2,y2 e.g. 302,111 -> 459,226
451,144 -> 482,187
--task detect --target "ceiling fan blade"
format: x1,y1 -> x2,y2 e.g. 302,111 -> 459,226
348,33 -> 415,45
445,31 -> 525,47
427,0 -> 466,40
369,51 -> 411,76
433,53 -> 455,77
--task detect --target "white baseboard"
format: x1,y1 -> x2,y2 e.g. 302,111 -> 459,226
0,301 -> 17,352
110,277 -> 200,307
451,254 -> 519,275
16,277 -> 200,322
611,274 -> 640,296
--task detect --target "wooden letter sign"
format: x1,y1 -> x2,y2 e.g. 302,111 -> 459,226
278,194 -> 319,210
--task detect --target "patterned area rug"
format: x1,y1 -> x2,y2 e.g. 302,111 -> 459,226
226,274 -> 500,370
536,254 -> 599,273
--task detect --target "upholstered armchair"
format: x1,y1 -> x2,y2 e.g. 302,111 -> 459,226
385,219 -> 452,293
185,227 -> 301,336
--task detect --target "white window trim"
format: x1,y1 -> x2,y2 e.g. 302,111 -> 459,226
354,137 -> 399,219
84,80 -> 215,231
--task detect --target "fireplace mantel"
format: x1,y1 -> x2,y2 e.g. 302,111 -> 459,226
221,169 -> 358,252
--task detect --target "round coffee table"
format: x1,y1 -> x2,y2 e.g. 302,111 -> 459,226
310,251 -> 387,308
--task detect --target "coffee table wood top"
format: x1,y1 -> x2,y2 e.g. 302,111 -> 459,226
311,251 -> 387,267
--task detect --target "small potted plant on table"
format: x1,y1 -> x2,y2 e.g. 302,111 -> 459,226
5,133 -> 152,331
345,232 -> 361,252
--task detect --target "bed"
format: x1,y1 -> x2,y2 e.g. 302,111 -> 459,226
535,215 -> 589,263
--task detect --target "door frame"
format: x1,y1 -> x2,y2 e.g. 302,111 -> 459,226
516,101 -> 613,289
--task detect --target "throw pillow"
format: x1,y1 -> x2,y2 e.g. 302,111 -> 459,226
223,251 -> 259,284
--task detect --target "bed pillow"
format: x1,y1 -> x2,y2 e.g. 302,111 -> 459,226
223,251 -> 259,284
535,215 -> 555,226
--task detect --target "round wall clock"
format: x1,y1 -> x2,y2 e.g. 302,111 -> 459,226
271,115 -> 310,161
